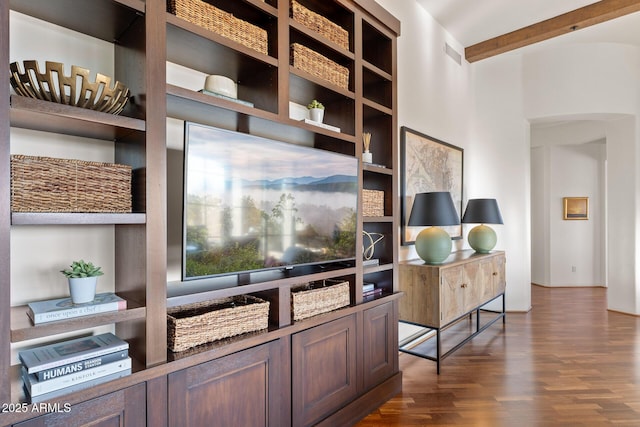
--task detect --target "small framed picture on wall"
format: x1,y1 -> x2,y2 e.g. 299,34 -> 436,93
563,197 -> 589,220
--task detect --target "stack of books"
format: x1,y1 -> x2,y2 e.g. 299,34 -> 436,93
363,282 -> 383,299
27,292 -> 127,325
19,332 -> 131,402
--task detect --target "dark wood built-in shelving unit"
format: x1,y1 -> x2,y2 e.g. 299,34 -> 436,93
0,0 -> 400,425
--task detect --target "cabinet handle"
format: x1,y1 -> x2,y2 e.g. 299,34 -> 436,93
493,272 -> 498,276
461,283 -> 467,288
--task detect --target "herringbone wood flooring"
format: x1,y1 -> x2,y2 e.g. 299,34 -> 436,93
357,285 -> 640,426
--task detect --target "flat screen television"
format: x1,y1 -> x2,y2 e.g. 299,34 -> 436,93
182,122 -> 359,281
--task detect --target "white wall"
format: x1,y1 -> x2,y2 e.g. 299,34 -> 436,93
376,0 -> 532,311
10,12 -> 117,359
381,3 -> 640,314
531,121 -> 608,287
374,0 -> 472,264
523,44 -> 640,120
375,1 -> 472,146
605,116 -> 639,314
522,43 -> 640,313
374,1 -> 469,262
469,54 -> 532,311
548,142 -> 605,286
10,12 -> 117,305
530,146 -> 548,285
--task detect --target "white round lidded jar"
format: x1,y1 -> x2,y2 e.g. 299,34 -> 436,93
204,75 -> 237,99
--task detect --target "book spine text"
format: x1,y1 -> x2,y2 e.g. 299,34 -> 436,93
25,358 -> 132,396
35,349 -> 129,381
32,301 -> 126,323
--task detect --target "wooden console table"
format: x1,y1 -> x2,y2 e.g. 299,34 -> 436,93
398,250 -> 506,373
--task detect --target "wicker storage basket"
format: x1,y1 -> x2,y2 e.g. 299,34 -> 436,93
167,295 -> 270,352
291,43 -> 349,89
168,0 -> 268,55
291,0 -> 349,50
291,279 -> 350,321
362,189 -> 384,217
10,155 -> 132,213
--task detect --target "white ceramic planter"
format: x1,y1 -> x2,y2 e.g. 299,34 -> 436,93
68,277 -> 98,304
309,108 -> 324,123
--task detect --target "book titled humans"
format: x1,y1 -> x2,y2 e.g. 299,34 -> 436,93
19,333 -> 129,374
27,292 -> 127,324
23,357 -> 132,396
35,349 -> 129,381
26,369 -> 131,403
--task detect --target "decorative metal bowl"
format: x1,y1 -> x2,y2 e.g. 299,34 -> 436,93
9,60 -> 130,115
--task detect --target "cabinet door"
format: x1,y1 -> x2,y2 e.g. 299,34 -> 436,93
14,383 -> 145,427
474,257 -> 499,304
167,340 -> 288,427
362,302 -> 398,390
398,265 -> 439,326
440,266 -> 465,324
462,261 -> 481,312
292,315 -> 357,427
492,254 -> 507,294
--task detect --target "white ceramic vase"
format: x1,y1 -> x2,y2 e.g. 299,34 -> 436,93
362,150 -> 373,164
309,108 -> 324,123
68,277 -> 98,304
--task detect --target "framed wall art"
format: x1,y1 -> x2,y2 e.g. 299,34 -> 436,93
563,197 -> 589,220
400,126 -> 463,245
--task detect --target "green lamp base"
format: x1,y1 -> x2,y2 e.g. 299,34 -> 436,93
415,226 -> 452,264
468,224 -> 497,253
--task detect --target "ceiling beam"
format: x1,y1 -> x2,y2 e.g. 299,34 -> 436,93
465,0 -> 640,63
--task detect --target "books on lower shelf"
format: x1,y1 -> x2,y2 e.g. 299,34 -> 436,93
19,332 -> 129,374
23,357 -> 132,397
363,282 -> 376,293
362,282 -> 383,299
34,349 -> 129,381
363,288 -> 383,299
25,369 -> 132,403
19,333 -> 131,402
27,292 -> 127,324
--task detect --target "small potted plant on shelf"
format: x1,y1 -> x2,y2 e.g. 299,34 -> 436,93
60,260 -> 104,304
307,99 -> 325,123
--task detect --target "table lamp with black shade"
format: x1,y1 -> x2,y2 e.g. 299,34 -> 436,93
461,198 -> 504,253
408,192 -> 460,264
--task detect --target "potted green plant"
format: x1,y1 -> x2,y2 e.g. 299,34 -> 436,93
60,260 -> 104,304
307,99 -> 325,123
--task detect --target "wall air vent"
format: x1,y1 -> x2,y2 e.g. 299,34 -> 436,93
444,43 -> 462,65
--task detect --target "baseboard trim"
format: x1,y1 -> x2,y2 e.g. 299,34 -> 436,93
316,371 -> 403,427
532,282 -> 606,289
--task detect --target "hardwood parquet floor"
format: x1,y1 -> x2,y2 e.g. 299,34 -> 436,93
357,285 -> 640,427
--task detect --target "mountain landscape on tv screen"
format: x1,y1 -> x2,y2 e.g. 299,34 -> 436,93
183,123 -> 359,280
